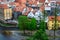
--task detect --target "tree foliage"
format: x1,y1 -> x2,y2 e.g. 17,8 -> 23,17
28,20 -> 48,40
18,15 -> 28,30
39,20 -> 46,31
32,29 -> 48,40
30,18 -> 37,30
18,15 -> 37,31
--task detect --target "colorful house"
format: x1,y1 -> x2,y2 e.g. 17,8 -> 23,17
47,16 -> 60,30
4,8 -> 12,20
0,4 -> 12,20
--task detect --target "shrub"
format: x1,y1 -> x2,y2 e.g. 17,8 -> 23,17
39,20 -> 46,31
30,18 -> 37,30
33,29 -> 48,40
27,20 -> 48,40
18,15 -> 28,34
18,16 -> 37,34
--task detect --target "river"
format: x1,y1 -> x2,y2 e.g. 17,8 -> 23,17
0,31 -> 29,40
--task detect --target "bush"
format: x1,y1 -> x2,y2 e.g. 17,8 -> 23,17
18,16 -> 37,30
29,18 -> 37,30
27,29 -> 48,40
39,20 -> 46,31
18,15 -> 28,34
18,16 -> 37,34
27,20 -> 48,40
33,29 -> 48,40
18,15 -> 28,30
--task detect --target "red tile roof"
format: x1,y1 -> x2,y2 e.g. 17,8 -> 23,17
0,0 -> 1,2
0,4 -> 8,9
28,0 -> 33,5
14,0 -> 45,12
48,16 -> 55,21
57,16 -> 60,21
9,2 -> 20,7
15,0 -> 26,4
14,5 -> 24,12
40,4 -> 44,12
39,0 -> 45,3
48,16 -> 60,21
56,2 -> 60,4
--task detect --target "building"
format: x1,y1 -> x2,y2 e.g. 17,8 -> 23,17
47,16 -> 60,30
44,0 -> 60,16
4,8 -> 12,20
0,4 -> 12,20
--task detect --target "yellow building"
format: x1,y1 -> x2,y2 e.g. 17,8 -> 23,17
0,8 -> 12,20
4,8 -> 12,20
47,16 -> 60,30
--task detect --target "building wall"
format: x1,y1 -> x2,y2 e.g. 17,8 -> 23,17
47,20 -> 60,30
4,8 -> 12,20
47,20 -> 54,30
0,8 -> 4,20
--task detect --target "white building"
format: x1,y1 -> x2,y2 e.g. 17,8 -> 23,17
27,10 -> 43,20
44,0 -> 57,10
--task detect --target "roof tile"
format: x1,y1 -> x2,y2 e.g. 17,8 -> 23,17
0,4 -> 8,9
48,16 -> 60,21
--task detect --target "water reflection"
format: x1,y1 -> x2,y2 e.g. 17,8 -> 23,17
0,31 -> 29,40
0,33 -> 17,40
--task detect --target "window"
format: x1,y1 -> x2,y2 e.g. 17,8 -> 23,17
51,2 -> 56,6
52,24 -> 54,27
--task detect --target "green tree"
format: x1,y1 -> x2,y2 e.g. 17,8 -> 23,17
32,20 -> 48,40
33,29 -> 48,40
18,16 -> 37,35
28,18 -> 37,35
27,20 -> 48,40
24,18 -> 37,36
39,20 -> 46,31
27,29 -> 48,40
30,18 -> 37,30
18,15 -> 28,34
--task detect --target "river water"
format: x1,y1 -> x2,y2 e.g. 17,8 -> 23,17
0,31 -> 29,40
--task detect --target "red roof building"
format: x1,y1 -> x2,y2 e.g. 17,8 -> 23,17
9,2 -> 20,7
48,16 -> 60,21
48,16 -> 55,21
0,4 -> 8,9
39,0 -> 45,3
14,5 -> 25,12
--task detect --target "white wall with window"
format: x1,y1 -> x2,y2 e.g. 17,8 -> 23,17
45,6 -> 51,10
